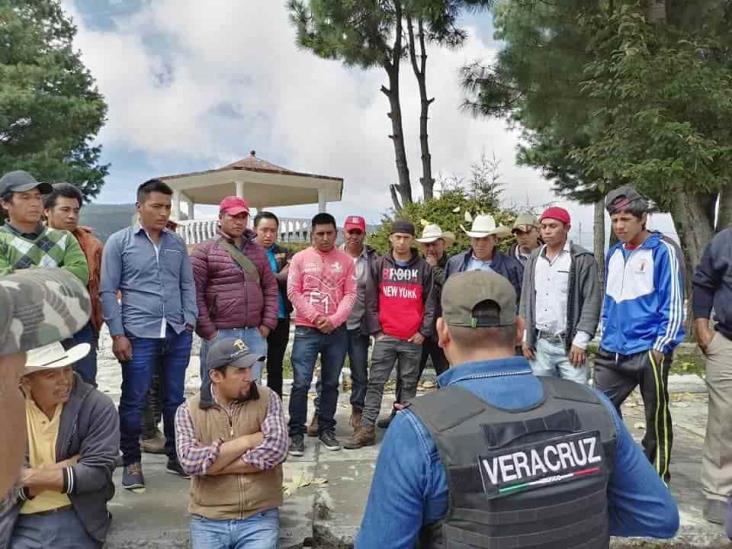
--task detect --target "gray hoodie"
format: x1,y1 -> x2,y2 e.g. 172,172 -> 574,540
1,374 -> 118,545
520,242 -> 602,353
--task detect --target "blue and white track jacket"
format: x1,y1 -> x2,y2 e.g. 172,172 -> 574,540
601,232 -> 685,356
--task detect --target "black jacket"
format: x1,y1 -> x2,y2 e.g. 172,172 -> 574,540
444,249 -> 524,306
1,374 -> 118,545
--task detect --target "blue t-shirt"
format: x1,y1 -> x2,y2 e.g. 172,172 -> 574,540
266,245 -> 286,320
356,357 -> 680,548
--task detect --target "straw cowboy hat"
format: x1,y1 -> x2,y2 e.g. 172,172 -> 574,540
416,224 -> 455,247
461,214 -> 510,239
24,341 -> 91,375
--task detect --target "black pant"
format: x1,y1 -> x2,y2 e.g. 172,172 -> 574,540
418,336 -> 449,379
266,318 -> 290,398
142,366 -> 163,439
594,348 -> 673,482
395,336 -> 448,407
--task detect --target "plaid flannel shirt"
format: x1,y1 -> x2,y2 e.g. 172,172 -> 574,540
174,387 -> 288,475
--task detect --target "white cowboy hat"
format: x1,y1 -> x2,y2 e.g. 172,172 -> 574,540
416,224 -> 455,247
24,341 -> 90,375
461,214 -> 510,239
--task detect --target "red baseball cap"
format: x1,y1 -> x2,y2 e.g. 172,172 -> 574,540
540,206 -> 571,226
344,215 -> 366,233
219,196 -> 250,216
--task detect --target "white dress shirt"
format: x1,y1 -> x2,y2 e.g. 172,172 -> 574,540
534,241 -> 591,349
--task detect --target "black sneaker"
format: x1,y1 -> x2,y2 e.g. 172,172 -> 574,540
122,462 -> 145,490
289,435 -> 305,457
166,457 -> 190,479
319,430 -> 341,451
376,414 -> 394,429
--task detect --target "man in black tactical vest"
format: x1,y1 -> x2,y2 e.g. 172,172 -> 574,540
356,270 -> 680,549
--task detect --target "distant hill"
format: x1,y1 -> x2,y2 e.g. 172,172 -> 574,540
80,204 -> 136,242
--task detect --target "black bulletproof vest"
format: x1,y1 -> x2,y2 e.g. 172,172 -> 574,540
410,377 -> 617,549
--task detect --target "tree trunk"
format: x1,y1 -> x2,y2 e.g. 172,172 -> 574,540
381,5 -> 412,205
593,198 -> 606,289
407,16 -> 434,201
717,183 -> 732,232
646,0 -> 667,24
389,184 -> 403,211
669,190 -> 715,336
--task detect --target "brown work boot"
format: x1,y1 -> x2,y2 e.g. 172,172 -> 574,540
140,431 -> 166,454
307,415 -> 319,437
349,408 -> 362,431
343,425 -> 376,449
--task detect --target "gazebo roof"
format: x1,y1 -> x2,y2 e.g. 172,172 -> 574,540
159,151 -> 343,208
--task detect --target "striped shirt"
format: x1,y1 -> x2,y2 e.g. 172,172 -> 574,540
174,387 -> 288,475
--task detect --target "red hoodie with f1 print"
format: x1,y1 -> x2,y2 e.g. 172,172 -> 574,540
365,250 -> 436,341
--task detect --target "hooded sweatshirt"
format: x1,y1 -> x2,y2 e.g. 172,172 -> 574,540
366,249 -> 436,340
601,232 -> 685,356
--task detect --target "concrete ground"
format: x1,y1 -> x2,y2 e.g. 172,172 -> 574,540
92,334 -> 731,548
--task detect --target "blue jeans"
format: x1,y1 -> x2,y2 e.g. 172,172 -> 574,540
10,507 -> 101,548
190,509 -> 279,549
119,328 -> 193,465
529,337 -> 588,385
70,322 -> 98,386
289,325 -> 347,436
348,328 -> 370,411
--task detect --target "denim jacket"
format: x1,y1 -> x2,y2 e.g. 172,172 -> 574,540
356,357 -> 679,548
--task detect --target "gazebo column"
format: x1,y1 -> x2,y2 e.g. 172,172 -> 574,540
186,196 -> 194,220
235,181 -> 245,199
172,189 -> 181,219
318,188 -> 327,213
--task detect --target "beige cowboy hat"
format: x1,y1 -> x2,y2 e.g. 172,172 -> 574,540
461,214 -> 510,239
416,224 -> 455,247
24,341 -> 90,375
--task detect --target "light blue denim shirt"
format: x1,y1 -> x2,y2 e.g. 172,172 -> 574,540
356,357 -> 679,548
101,224 -> 197,338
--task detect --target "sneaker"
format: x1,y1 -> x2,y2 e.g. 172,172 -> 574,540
307,415 -> 319,437
319,430 -> 341,451
343,425 -> 376,450
122,462 -> 145,490
141,432 -> 166,454
166,458 -> 190,479
289,435 -> 305,457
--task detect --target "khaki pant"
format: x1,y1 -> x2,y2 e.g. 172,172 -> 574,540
702,332 -> 732,501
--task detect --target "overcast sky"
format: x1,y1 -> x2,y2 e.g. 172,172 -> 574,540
65,0 -> 675,247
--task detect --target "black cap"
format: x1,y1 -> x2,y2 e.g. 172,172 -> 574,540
0,171 -> 53,196
205,338 -> 265,371
605,185 -> 649,214
391,219 -> 415,236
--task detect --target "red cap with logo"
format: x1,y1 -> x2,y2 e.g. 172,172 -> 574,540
344,215 -> 366,233
219,196 -> 250,216
540,206 -> 571,226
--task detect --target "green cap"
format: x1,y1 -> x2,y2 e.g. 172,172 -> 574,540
441,271 -> 516,328
512,213 -> 538,233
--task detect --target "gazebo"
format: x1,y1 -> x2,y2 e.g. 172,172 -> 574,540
159,151 -> 344,244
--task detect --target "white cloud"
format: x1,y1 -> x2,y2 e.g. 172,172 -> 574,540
66,0 -> 675,243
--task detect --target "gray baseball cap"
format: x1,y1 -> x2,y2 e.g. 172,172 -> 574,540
0,170 -> 53,196
605,185 -> 649,214
205,338 -> 265,371
441,270 -> 516,328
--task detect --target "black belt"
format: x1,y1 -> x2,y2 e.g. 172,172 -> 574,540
537,330 -> 565,343
27,504 -> 72,517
